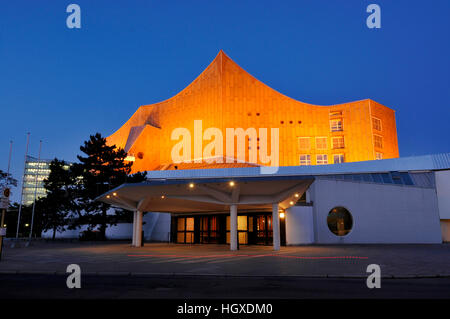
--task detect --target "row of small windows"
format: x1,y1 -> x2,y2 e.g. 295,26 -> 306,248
299,135 -> 382,151
299,154 -> 344,165
330,119 -> 343,132
246,113 -> 381,134
372,117 -> 382,131
323,171 -> 415,186
278,118 -> 342,130
280,120 -> 302,125
298,136 -> 345,150
373,134 -> 383,148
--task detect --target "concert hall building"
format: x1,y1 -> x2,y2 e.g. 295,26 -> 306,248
97,51 -> 449,249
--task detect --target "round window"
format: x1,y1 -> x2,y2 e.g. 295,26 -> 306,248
327,207 -> 353,236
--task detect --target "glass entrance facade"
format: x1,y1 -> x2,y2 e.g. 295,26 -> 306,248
172,213 -> 285,246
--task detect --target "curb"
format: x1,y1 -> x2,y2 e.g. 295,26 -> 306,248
1,270 -> 449,279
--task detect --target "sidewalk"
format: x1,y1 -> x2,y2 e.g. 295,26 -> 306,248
1,241 -> 450,278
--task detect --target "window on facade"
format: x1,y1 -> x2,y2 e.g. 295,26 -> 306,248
316,154 -> 328,165
375,152 -> 383,160
298,137 -> 310,150
186,217 -> 194,231
177,218 -> 185,231
327,207 -> 353,236
373,135 -> 383,148
316,137 -> 327,149
372,117 -> 382,131
329,111 -> 342,117
333,154 -> 345,164
330,119 -> 343,132
299,155 -> 311,165
226,215 -> 248,245
176,217 -> 194,244
332,136 -> 345,149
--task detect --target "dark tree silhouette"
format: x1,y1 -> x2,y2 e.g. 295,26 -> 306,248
71,133 -> 146,239
38,159 -> 75,240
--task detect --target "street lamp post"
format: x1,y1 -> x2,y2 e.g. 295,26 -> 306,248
15,133 -> 30,241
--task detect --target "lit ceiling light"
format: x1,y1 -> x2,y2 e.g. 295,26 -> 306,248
25,224 -> 29,227
189,183 -> 195,188
279,212 -> 285,218
106,195 -> 111,199
294,193 -> 299,198
113,192 -> 117,196
289,201 -> 294,205
229,181 -> 235,187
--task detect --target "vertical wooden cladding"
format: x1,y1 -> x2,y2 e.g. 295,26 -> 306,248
369,100 -> 400,159
106,51 -> 399,173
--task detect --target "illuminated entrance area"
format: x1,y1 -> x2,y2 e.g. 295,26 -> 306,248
172,213 -> 286,246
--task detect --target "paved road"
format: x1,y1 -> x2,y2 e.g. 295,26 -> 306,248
1,274 -> 449,299
2,241 -> 450,277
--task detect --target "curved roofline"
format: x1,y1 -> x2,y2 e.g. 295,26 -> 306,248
137,50 -> 376,109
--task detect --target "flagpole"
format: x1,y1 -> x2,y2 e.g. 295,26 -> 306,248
29,140 -> 42,242
15,133 -> 30,239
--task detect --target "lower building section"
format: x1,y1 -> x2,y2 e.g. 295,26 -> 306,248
171,213 -> 286,246
441,220 -> 450,243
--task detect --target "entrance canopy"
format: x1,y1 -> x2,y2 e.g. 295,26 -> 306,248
96,175 -> 314,214
96,152 -> 450,213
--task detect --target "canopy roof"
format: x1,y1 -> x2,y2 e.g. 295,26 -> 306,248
97,175 -> 313,214
96,153 -> 450,213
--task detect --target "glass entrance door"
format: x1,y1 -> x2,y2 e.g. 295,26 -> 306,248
226,215 -> 249,245
199,216 -> 220,243
176,217 -> 194,243
254,214 -> 273,245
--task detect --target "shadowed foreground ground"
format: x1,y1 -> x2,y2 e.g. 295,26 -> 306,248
1,241 -> 450,299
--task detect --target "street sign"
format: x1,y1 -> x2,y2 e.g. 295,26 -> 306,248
0,198 -> 7,209
0,187 -> 9,209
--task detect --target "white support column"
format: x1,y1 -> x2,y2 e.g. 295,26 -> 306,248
272,203 -> 280,251
132,210 -> 137,247
135,210 -> 143,247
230,204 -> 238,251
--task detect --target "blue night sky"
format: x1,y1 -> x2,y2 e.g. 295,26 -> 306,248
1,0 -> 449,201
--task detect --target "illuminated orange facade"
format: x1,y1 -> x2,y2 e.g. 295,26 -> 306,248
107,51 -> 399,173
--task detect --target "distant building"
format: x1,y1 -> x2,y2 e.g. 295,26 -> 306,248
21,156 -> 70,206
21,156 -> 52,206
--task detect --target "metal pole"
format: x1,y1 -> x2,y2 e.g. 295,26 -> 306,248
16,133 -> 30,239
29,140 -> 42,241
0,141 -> 13,261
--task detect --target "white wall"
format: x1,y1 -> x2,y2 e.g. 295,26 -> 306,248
143,212 -> 171,242
436,170 -> 450,219
308,179 -> 442,244
41,212 -> 171,241
285,206 -> 314,245
41,225 -> 90,239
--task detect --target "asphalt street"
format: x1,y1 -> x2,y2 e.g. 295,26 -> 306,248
1,274 -> 450,299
